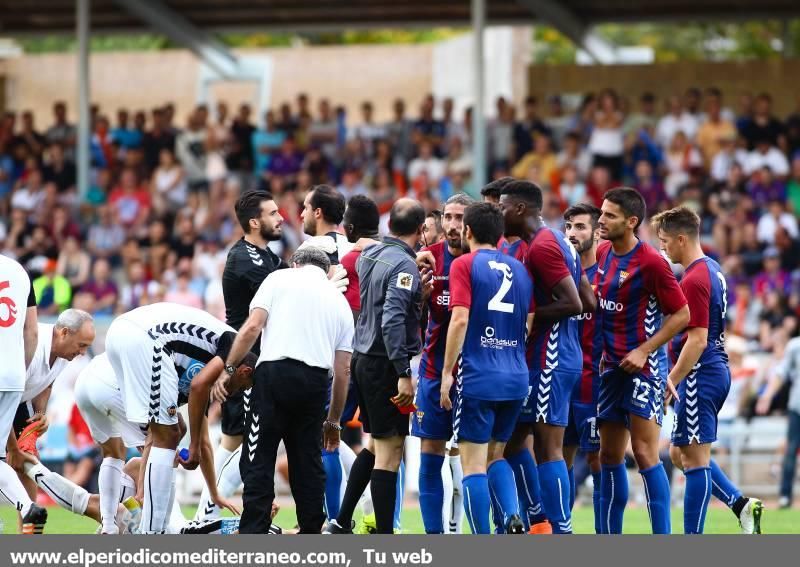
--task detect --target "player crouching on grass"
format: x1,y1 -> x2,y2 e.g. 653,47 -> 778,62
654,206 -> 763,535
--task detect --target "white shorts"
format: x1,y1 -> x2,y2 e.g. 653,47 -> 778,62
74,358 -> 146,448
106,316 -> 180,427
0,391 -> 23,458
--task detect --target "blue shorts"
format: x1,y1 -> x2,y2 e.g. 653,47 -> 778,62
327,376 -> 360,425
564,401 -> 600,453
411,376 -> 453,441
518,368 -> 580,427
454,395 -> 524,444
672,363 -> 731,447
597,367 -> 664,427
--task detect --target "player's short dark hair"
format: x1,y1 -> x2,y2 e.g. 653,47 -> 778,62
564,203 -> 602,230
345,195 -> 380,236
241,351 -> 258,370
389,199 -> 426,237
604,187 -> 647,230
309,185 -> 346,225
500,179 -> 543,210
480,177 -> 514,200
426,210 -> 443,235
650,206 -> 700,239
235,190 -> 274,233
464,202 -> 504,246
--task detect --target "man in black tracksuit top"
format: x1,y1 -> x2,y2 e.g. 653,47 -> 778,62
194,190 -> 285,519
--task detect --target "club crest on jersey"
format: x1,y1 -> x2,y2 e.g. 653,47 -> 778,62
416,410 -> 425,426
396,272 -> 414,290
167,405 -> 177,417
618,270 -> 629,285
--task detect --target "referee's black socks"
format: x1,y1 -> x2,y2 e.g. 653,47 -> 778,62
337,448 -> 375,528
370,469 -> 398,534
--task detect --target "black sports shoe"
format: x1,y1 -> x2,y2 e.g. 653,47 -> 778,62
505,514 -> 525,534
322,519 -> 354,534
22,504 -> 47,535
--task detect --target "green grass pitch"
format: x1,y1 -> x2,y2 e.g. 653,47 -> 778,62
1,504 -> 798,534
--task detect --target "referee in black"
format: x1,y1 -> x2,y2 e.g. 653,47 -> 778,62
352,197 -> 428,534
218,190 -> 285,503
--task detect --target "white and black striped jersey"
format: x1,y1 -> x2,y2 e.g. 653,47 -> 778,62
120,302 -> 237,384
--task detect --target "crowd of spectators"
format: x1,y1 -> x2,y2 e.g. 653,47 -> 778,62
1,88 -> 800,421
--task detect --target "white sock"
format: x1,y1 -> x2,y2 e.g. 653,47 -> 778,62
218,446 -> 242,498
449,455 -> 464,534
441,455 -> 454,533
24,462 -> 90,516
140,447 -> 175,534
339,442 -> 357,474
98,457 -> 124,533
119,473 -> 136,504
195,446 -> 234,520
0,459 -> 33,517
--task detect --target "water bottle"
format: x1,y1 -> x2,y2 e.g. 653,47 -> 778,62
122,496 -> 142,534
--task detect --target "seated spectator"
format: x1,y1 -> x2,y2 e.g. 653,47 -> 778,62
754,248 -> 792,299
511,133 -> 557,187
3,207 -> 33,259
444,137 -> 473,180
117,258 -> 160,313
370,168 -> 397,215
633,160 -> 668,214
42,143 -> 77,194
267,137 -> 303,186
302,145 -> 333,186
710,132 -> 748,182
656,94 -> 698,148
86,204 -> 125,266
140,218 -> 171,280
252,110 -> 286,175
169,210 -> 198,263
84,167 -> 111,210
586,165 -> 614,205
150,147 -> 186,216
556,131 -> 592,180
352,101 -> 386,158
108,167 -> 151,234
556,164 -> 586,207
337,168 -> 368,201
56,235 -> 91,290
76,258 -> 119,315
757,200 -> 799,245
775,226 -> 800,272
786,155 -> 800,214
408,139 -> 445,188
11,167 -> 46,216
175,106 -> 209,193
696,87 -> 737,165
744,138 -> 790,177
664,130 -> 702,199
739,92 -> 785,151
164,269 -> 203,309
49,205 -> 81,243
18,225 -> 58,279
748,166 -> 786,211
33,258 -> 72,315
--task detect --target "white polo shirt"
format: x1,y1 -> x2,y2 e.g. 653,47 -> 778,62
23,323 -> 69,403
250,265 -> 354,370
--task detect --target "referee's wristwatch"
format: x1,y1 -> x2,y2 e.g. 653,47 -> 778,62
224,364 -> 236,376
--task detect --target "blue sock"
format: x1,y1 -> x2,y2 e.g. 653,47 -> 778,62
709,459 -> 742,508
568,466 -> 576,511
591,471 -> 601,534
462,474 -> 491,534
418,453 -> 445,534
684,466 -> 712,534
394,460 -> 405,531
487,459 -> 520,529
640,463 -> 671,534
489,484 -> 505,533
322,449 -> 342,521
506,449 -> 546,525
600,463 -> 628,534
538,460 -> 573,534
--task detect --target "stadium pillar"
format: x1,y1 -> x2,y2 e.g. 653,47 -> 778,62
76,0 -> 91,201
471,0 -> 487,187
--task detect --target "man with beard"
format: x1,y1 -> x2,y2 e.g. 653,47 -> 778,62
412,194 -> 472,533
562,203 -> 603,531
195,191 -> 286,522
301,184 -> 353,264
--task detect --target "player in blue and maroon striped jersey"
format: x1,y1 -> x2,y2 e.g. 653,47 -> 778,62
595,188 -> 689,534
562,203 -> 603,533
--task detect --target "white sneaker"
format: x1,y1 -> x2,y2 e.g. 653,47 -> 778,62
738,498 -> 763,534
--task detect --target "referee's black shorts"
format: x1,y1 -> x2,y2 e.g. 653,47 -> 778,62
352,352 -> 409,439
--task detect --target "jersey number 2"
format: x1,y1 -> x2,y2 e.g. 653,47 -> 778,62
487,261 -> 514,313
0,281 -> 19,328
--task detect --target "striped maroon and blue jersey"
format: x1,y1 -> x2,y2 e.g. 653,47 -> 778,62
596,240 -> 687,379
573,262 -> 602,404
525,227 -> 583,373
418,241 -> 458,380
679,256 -> 729,367
450,249 -> 532,401
498,237 -> 529,264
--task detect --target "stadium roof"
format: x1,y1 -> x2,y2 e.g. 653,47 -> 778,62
2,0 -> 799,35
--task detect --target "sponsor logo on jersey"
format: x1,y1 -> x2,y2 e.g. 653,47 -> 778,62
599,296 -> 624,312
396,272 -> 414,290
435,290 -> 451,306
480,326 -> 519,349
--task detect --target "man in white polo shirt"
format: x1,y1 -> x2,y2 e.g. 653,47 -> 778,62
213,246 -> 354,534
0,254 -> 44,533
